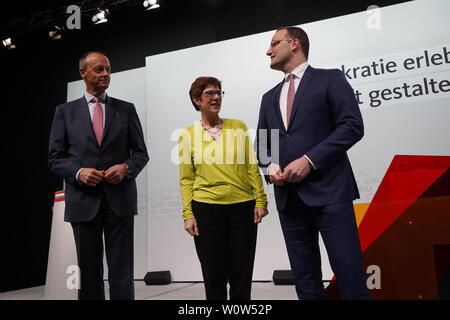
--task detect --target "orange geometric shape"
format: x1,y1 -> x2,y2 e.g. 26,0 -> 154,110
354,203 -> 370,227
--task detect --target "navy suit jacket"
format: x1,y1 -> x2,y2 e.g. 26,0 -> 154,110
256,66 -> 363,211
48,95 -> 149,223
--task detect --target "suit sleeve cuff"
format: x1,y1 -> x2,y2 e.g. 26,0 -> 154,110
75,168 -> 84,183
304,155 -> 317,170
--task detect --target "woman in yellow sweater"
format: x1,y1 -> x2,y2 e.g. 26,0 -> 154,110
179,76 -> 268,300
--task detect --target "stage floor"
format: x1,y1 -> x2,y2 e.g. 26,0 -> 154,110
0,281 -> 298,300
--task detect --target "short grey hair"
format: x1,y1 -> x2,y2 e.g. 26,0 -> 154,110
79,51 -> 107,70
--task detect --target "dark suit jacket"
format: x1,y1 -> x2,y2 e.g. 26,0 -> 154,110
256,66 -> 363,211
48,95 -> 149,223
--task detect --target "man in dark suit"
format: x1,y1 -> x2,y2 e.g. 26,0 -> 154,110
48,51 -> 149,300
256,27 -> 370,299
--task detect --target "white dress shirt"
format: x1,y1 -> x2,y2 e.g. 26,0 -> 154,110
268,62 -> 316,174
75,92 -> 107,182
84,91 -> 106,128
279,62 -> 309,129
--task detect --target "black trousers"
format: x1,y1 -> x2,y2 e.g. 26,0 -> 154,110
71,193 -> 135,300
192,200 -> 258,300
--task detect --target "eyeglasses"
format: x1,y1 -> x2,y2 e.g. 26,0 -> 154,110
202,90 -> 225,98
270,39 -> 293,48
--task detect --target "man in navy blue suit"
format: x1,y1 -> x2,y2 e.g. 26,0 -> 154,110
256,27 -> 370,299
48,52 -> 149,299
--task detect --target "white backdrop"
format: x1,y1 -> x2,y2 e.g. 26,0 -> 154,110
144,0 -> 450,281
66,0 -> 450,281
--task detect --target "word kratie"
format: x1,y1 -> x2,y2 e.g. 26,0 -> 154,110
178,304 -> 273,318
340,46 -> 450,107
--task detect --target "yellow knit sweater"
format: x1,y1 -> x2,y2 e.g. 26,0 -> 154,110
179,118 -> 267,220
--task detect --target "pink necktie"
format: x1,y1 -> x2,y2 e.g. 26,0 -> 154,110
92,97 -> 103,145
286,74 -> 295,128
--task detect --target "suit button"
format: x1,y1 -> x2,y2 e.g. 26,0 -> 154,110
286,134 -> 290,137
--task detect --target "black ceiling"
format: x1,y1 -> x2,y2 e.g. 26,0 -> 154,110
0,0 -> 72,20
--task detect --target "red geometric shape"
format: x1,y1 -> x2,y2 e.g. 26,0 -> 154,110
358,155 -> 450,252
326,155 -> 450,299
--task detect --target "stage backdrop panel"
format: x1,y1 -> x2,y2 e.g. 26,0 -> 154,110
145,0 -> 450,281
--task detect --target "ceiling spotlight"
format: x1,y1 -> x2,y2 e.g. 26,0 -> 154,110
2,37 -> 16,49
143,0 -> 160,10
49,26 -> 63,40
92,8 -> 109,24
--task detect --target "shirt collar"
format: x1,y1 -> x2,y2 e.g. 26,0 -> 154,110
84,91 -> 107,104
284,62 -> 309,82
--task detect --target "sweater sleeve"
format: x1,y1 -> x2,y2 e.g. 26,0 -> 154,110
179,129 -> 195,220
243,122 -> 268,209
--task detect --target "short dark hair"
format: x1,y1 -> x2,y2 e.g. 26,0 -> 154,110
189,76 -> 222,111
277,26 -> 309,59
79,51 -> 107,70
